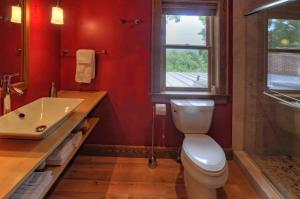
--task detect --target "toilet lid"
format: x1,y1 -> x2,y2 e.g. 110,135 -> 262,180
171,99 -> 214,108
183,134 -> 226,173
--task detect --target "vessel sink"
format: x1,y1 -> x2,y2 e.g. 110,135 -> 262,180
0,97 -> 83,140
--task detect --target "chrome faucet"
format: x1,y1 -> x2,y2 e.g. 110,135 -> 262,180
1,73 -> 24,114
4,74 -> 24,96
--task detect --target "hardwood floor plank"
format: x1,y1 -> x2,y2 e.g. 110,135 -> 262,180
53,180 -> 186,195
51,191 -> 187,199
220,161 -> 260,199
48,156 -> 260,199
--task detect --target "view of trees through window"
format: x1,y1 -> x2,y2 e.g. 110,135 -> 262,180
268,19 -> 300,49
166,49 -> 208,72
165,15 -> 209,88
267,19 -> 300,91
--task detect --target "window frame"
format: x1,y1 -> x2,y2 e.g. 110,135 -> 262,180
163,16 -> 213,92
151,0 -> 230,99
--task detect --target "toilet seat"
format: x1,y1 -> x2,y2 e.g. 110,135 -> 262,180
182,134 -> 226,175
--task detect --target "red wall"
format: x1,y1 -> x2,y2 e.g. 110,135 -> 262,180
13,0 -> 61,109
1,0 -> 232,148
60,0 -> 233,148
0,0 -> 22,79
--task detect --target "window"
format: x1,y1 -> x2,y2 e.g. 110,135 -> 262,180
267,19 -> 300,91
151,0 -> 230,96
165,15 -> 211,89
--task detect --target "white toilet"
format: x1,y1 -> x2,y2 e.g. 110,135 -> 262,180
171,99 -> 228,199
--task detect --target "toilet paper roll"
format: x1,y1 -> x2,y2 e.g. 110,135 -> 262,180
155,104 -> 167,116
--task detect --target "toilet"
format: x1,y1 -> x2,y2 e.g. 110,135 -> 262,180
171,99 -> 228,199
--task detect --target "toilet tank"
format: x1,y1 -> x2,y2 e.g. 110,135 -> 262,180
171,99 -> 215,134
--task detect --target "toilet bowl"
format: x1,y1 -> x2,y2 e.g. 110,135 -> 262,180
171,99 -> 228,199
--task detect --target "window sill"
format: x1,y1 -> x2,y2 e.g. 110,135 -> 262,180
150,91 -> 230,104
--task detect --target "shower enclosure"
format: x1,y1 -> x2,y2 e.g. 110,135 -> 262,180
244,1 -> 300,198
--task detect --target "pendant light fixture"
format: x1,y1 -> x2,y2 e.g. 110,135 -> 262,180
51,0 -> 64,25
11,0 -> 22,24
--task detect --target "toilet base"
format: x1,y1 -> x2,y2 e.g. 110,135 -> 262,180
184,170 -> 217,199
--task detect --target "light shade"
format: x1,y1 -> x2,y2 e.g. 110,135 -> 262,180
51,6 -> 64,25
11,5 -> 22,24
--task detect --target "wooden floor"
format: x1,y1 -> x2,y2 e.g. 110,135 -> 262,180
47,156 -> 260,199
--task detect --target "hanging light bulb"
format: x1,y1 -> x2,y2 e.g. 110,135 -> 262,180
51,0 -> 64,25
11,1 -> 22,24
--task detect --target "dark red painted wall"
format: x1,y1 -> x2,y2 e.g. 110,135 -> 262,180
60,0 -> 233,148
60,0 -> 157,146
1,0 -> 232,148
0,0 -> 22,79
13,0 -> 61,109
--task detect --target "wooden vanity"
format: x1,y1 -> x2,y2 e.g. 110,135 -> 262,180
0,90 -> 107,199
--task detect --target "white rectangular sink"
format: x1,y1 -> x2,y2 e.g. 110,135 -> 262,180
0,97 -> 83,140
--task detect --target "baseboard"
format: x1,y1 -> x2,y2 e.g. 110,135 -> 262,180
234,150 -> 284,199
80,144 -> 179,159
224,148 -> 233,160
80,144 -> 233,160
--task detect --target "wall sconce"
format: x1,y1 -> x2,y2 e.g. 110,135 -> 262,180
11,2 -> 22,24
51,0 -> 64,25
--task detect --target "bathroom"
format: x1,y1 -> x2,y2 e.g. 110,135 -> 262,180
0,0 -> 299,198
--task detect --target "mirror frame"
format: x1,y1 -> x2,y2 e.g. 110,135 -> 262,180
14,0 -> 29,90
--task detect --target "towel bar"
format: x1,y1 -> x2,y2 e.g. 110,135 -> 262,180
61,49 -> 107,57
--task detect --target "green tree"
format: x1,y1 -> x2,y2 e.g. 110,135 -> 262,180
166,50 -> 208,72
268,19 -> 300,49
166,15 -> 181,23
165,15 -> 209,72
198,16 -> 206,39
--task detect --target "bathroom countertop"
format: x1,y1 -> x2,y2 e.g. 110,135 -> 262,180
0,90 -> 107,199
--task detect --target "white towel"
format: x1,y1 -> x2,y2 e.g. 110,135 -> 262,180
11,175 -> 52,199
22,171 -> 52,187
75,49 -> 96,83
46,136 -> 74,166
10,171 -> 53,199
72,131 -> 83,148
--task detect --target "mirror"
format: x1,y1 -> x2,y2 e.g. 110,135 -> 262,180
246,0 -> 300,102
0,0 -> 29,89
